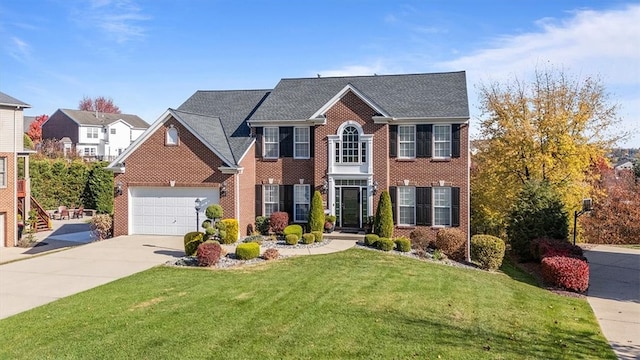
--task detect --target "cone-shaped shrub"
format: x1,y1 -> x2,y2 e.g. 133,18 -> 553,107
308,190 -> 325,232
374,190 -> 394,238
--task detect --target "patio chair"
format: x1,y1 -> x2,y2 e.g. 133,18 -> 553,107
73,206 -> 84,219
58,206 -> 70,220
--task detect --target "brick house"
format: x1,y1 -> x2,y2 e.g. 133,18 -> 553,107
107,72 -> 470,249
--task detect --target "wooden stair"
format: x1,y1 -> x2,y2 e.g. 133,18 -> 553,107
18,197 -> 51,233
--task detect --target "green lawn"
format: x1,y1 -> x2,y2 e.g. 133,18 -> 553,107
0,249 -> 614,359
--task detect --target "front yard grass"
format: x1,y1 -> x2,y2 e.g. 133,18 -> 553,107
0,249 -> 614,359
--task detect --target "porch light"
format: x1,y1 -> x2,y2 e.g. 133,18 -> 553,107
220,181 -> 227,197
322,179 -> 328,193
115,181 -> 123,196
372,181 -> 378,195
195,198 -> 203,231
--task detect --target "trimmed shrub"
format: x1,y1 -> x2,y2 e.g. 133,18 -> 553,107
184,231 -> 205,256
470,235 -> 506,270
301,233 -> 315,244
283,224 -> 303,239
364,234 -> 379,247
308,190 -> 325,232
394,237 -> 411,252
435,228 -> 466,261
205,204 -> 224,221
201,219 -> 212,229
311,231 -> 323,243
285,234 -> 299,245
236,242 -> 260,260
205,226 -> 217,238
374,190 -> 394,238
541,256 -> 589,292
507,181 -> 569,260
269,212 -> 289,234
530,238 -> 584,262
255,216 -> 270,235
197,241 -> 222,266
377,237 -> 395,251
409,229 -> 433,250
90,214 -> 113,240
244,234 -> 264,245
220,218 -> 239,244
262,248 -> 279,260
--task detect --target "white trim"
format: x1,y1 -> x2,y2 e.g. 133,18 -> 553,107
397,125 -> 416,159
218,166 -> 243,174
263,126 -> 279,159
236,138 -> 256,165
433,187 -> 452,227
397,186 -> 416,226
293,127 -> 310,159
310,84 -> 390,119
391,116 -> 470,123
433,124 -> 452,159
293,184 -> 310,223
248,119 -> 320,126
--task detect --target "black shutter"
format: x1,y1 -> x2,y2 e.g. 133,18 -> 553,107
389,186 -> 397,224
416,125 -> 427,158
426,124 -> 433,158
279,127 -> 293,158
451,124 -> 460,158
279,185 -> 294,221
255,127 -> 263,158
255,185 -> 262,217
451,187 -> 460,227
309,126 -> 315,158
389,125 -> 397,158
416,187 -> 432,226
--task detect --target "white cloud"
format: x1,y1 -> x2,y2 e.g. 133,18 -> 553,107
72,0 -> 150,43
315,62 -> 389,77
8,36 -> 31,62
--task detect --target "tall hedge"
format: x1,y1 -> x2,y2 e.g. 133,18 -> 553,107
308,190 -> 324,232
506,181 -> 568,259
82,161 -> 114,214
30,158 -> 89,209
374,190 -> 394,238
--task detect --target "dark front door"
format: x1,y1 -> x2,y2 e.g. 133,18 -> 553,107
341,187 -> 360,228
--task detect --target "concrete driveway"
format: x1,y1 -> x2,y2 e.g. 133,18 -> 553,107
584,245 -> 640,360
0,234 -> 184,320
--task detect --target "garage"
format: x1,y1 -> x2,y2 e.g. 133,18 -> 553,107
130,187 -> 219,235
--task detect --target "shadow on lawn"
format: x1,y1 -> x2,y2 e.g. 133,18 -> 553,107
368,307 -> 615,359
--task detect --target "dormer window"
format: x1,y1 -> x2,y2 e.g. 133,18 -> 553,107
166,125 -> 179,146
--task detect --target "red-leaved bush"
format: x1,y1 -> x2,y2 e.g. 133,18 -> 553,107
269,212 -> 289,234
541,256 -> 589,293
197,241 -> 222,267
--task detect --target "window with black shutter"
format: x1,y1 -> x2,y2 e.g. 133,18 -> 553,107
279,185 -> 294,220
451,124 -> 460,158
451,187 -> 460,227
389,125 -> 397,158
255,185 -> 262,216
279,127 -> 293,158
416,124 -> 432,158
255,127 -> 263,157
416,187 -> 432,226
389,186 -> 397,224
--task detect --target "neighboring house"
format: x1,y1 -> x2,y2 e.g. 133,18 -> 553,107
614,159 -> 634,175
107,72 -> 470,254
42,109 -> 149,161
0,91 -> 33,247
23,115 -> 36,133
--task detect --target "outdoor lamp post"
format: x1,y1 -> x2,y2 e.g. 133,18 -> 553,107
573,198 -> 593,245
194,198 -> 202,231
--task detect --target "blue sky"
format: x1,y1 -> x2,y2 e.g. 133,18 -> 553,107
1,0 -> 639,146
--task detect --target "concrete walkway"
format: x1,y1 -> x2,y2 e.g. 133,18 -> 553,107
0,226 -> 357,320
584,245 -> 640,360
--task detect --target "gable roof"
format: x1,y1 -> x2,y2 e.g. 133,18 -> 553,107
0,91 -> 30,108
248,71 -> 469,121
177,89 -> 270,164
55,109 -> 149,129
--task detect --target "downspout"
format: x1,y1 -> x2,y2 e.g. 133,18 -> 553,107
13,108 -> 18,246
234,173 -> 240,241
467,123 -> 471,262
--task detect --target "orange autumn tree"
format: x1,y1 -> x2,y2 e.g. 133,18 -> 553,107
27,114 -> 48,145
78,96 -> 121,114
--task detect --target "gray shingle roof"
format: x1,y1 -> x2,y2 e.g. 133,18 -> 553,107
249,71 -> 469,121
177,90 -> 270,165
58,109 -> 149,128
0,91 -> 30,107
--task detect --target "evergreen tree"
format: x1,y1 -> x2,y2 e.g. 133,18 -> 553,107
308,190 -> 324,232
82,162 -> 114,214
374,190 -> 394,238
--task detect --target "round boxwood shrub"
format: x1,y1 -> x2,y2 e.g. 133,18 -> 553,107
285,234 -> 299,245
235,242 -> 260,260
205,204 -> 224,220
184,231 -> 205,256
364,234 -> 379,247
301,233 -> 315,244
377,237 -> 395,251
470,235 -> 506,270
283,224 -> 303,239
255,216 -> 270,235
394,236 -> 411,252
435,228 -> 466,261
311,231 -> 323,243
197,241 -> 222,266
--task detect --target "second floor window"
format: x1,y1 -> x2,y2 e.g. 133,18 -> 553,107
434,125 -> 451,158
398,125 -> 416,158
110,128 -> 116,134
294,127 -> 309,159
339,125 -> 360,163
0,157 -> 6,187
87,128 -> 98,139
264,127 -> 279,159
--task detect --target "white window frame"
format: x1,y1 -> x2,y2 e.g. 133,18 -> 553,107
0,157 -> 6,188
110,128 -> 116,134
398,186 -> 416,226
83,148 -> 90,156
87,127 -> 98,139
166,125 -> 179,145
263,127 -> 279,159
433,187 -> 451,226
294,127 -> 310,159
433,124 -> 451,159
293,184 -> 310,222
263,184 -> 279,217
398,125 -> 416,159
340,125 -> 361,164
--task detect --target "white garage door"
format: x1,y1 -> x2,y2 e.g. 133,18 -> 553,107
130,187 -> 219,235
